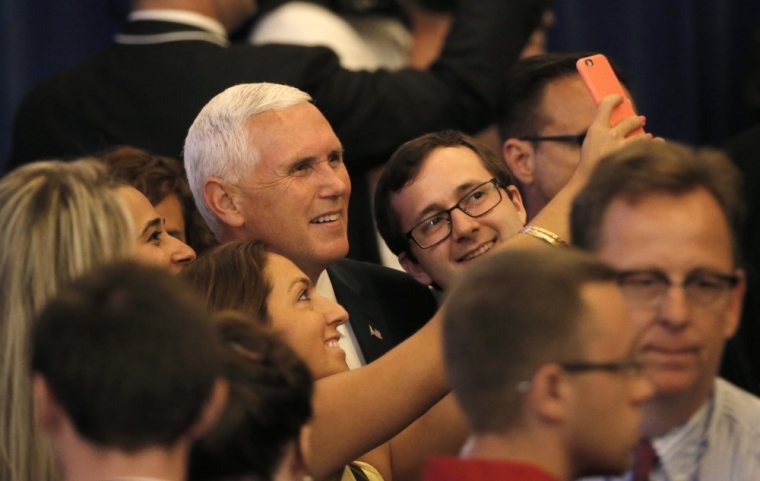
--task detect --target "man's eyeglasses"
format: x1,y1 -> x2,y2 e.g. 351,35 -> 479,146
405,179 -> 505,249
616,269 -> 739,310
519,132 -> 587,147
560,358 -> 645,375
516,357 -> 645,393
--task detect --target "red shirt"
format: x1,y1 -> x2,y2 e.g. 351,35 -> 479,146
423,457 -> 562,481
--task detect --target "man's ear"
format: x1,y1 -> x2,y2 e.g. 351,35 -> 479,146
203,177 -> 245,229
724,268 -> 747,340
33,374 -> 65,435
525,364 -> 570,425
398,251 -> 434,287
502,139 -> 536,186
505,185 -> 528,226
189,378 -> 229,440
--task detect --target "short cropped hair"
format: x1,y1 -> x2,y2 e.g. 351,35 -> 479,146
570,141 -> 745,265
180,240 -> 272,322
184,83 -> 312,236
374,130 -> 516,261
0,159 -> 133,481
189,313 -> 313,481
31,261 -> 223,450
497,52 -> 628,141
99,145 -> 217,254
443,248 -> 617,433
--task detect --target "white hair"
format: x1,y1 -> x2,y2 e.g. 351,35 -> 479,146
183,83 -> 313,237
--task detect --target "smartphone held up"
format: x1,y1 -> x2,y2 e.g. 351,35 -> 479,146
576,54 -> 646,136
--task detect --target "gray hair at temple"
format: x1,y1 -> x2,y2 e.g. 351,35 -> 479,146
184,83 -> 312,236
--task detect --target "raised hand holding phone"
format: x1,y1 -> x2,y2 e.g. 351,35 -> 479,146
576,54 -> 645,136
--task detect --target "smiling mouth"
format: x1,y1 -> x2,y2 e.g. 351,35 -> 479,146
311,213 -> 340,224
459,241 -> 495,262
325,339 -> 341,348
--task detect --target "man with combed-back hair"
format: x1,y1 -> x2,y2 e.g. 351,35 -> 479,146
572,141 -> 760,481
499,52 -> 632,221
424,248 -> 652,481
31,261 -> 228,481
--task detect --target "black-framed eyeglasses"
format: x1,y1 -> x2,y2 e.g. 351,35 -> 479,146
405,179 -> 505,249
616,269 -> 739,310
519,132 -> 587,147
515,356 -> 645,393
560,358 -> 645,375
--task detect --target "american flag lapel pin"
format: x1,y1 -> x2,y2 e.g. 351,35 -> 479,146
369,325 -> 383,340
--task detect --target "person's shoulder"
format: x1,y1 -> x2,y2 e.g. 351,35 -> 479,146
714,378 -> 760,437
224,40 -> 340,68
22,47 -> 113,99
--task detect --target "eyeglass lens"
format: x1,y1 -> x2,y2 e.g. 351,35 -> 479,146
411,180 -> 502,248
617,270 -> 737,308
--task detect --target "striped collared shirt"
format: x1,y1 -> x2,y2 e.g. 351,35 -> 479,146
580,378 -> 760,481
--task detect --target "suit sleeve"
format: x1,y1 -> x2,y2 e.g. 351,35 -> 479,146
306,0 -> 550,170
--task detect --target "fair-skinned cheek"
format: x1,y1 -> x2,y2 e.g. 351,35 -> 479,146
629,308 -> 656,336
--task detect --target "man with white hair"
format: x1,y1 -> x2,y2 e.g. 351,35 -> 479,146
185,82 -> 438,366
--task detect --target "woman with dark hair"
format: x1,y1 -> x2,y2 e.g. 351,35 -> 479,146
99,145 -> 217,255
190,312 -> 313,481
181,241 -> 466,481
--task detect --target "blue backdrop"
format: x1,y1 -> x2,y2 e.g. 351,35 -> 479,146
2,0 -> 760,172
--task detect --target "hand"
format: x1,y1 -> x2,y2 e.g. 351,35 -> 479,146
577,94 -> 651,178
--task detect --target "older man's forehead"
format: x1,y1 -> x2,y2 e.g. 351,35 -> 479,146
597,189 -> 734,272
245,103 -> 342,170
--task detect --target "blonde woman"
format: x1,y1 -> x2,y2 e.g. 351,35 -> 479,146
0,160 -> 134,481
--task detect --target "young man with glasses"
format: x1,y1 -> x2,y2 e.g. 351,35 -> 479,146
375,130 -> 528,291
499,52 -> 632,221
424,247 -> 653,481
374,94 -> 648,292
571,141 -> 760,480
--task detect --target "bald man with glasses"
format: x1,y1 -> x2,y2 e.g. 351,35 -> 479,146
572,141 -> 760,481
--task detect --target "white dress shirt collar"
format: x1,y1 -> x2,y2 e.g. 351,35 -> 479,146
129,9 -> 227,37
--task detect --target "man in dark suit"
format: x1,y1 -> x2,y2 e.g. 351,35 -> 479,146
10,0 -> 547,262
185,82 -> 437,366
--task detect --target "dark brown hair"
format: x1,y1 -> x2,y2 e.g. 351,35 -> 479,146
99,145 -> 217,254
444,247 -> 617,432
189,312 -> 312,481
180,241 -> 272,322
32,261 -> 222,449
497,52 -> 628,141
374,130 -> 516,261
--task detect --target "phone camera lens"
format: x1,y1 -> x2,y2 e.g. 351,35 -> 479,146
585,59 -> 594,67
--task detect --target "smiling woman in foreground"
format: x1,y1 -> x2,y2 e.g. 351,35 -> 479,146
181,240 -> 467,481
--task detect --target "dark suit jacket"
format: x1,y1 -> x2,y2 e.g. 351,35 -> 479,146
11,0 -> 546,167
10,0 -> 546,262
328,258 -> 437,363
